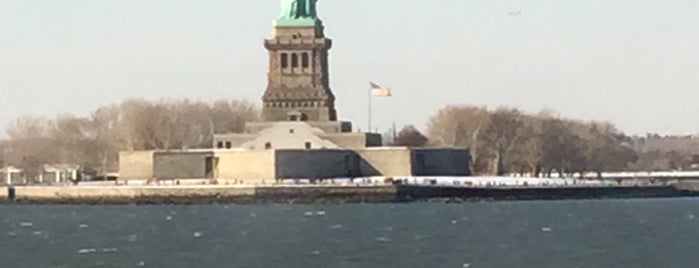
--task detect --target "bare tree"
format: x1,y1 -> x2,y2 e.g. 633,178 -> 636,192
392,125 -> 428,147
503,114 -> 543,176
427,105 -> 638,176
210,100 -> 260,134
4,98 -> 261,182
483,108 -> 524,175
427,105 -> 491,173
0,140 -> 8,167
4,116 -> 54,182
627,134 -> 699,171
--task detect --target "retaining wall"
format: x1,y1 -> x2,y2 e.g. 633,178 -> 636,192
396,185 -> 699,201
9,186 -> 255,204
3,185 -> 395,204
3,184 -> 697,205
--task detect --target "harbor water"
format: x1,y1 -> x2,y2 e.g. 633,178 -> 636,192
2,198 -> 699,267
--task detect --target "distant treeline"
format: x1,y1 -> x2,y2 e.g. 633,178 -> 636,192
0,99 -> 258,178
394,105 -> 699,176
1,99 -> 698,178
424,105 -> 638,177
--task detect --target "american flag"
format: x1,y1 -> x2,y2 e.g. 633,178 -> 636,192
370,82 -> 392,97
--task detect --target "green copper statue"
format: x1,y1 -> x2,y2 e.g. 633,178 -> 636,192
281,0 -> 317,19
277,0 -> 319,26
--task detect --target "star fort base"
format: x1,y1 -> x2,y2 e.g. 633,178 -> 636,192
117,1 -> 471,183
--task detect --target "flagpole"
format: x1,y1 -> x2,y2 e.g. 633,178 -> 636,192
368,86 -> 372,133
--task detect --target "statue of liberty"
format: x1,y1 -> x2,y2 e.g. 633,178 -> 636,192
279,0 -> 318,21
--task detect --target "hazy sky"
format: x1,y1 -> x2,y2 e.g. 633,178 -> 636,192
1,0 -> 698,136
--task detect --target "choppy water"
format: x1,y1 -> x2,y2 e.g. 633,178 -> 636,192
2,199 -> 699,268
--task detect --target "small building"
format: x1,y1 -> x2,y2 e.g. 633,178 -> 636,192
42,164 -> 80,183
0,166 -> 23,185
1,164 -> 79,185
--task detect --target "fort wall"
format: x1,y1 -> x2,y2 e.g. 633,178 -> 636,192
217,150 -> 276,181
411,148 -> 471,176
118,151 -> 155,179
276,149 -> 356,178
356,148 -> 413,177
154,151 -> 212,180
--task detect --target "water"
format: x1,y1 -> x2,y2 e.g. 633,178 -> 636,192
2,199 -> 699,267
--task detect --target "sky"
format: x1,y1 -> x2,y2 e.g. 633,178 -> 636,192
1,0 -> 698,136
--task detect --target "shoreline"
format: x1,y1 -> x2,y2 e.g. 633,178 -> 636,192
2,183 -> 699,205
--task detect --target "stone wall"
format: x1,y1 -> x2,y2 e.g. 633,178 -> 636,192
327,133 -> 382,149
214,122 -> 382,151
119,147 -> 471,181
276,149 -> 356,179
356,148 -> 413,177
244,121 -> 351,134
412,148 -> 471,176
262,24 -> 336,122
153,151 -> 213,180
240,122 -> 340,150
213,133 -> 257,149
255,185 -> 396,203
216,150 -> 276,181
118,151 -> 155,179
9,186 -> 255,203
5,184 -> 696,204
4,185 -> 398,204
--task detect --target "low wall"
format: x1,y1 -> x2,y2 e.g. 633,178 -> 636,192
255,186 -> 396,203
3,185 -> 395,204
0,186 -> 7,199
673,182 -> 699,191
396,185 -> 699,201
4,184 -> 697,205
10,186 -> 255,204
